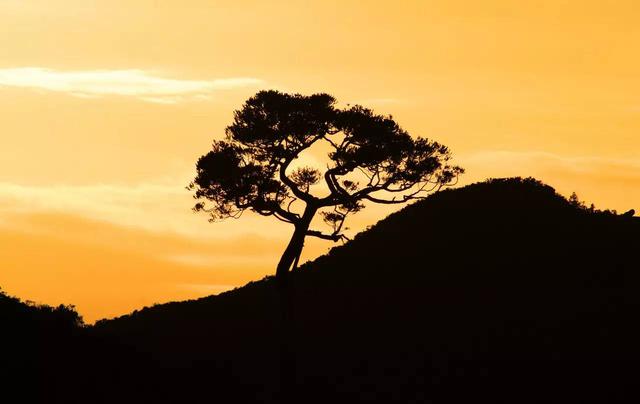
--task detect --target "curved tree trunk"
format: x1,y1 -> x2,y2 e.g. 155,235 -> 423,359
276,204 -> 316,277
276,227 -> 308,277
275,205 -> 315,404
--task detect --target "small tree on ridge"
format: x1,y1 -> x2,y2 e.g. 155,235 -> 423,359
189,90 -> 463,279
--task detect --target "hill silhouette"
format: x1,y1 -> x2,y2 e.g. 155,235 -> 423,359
4,177 -> 640,403
0,290 -> 158,403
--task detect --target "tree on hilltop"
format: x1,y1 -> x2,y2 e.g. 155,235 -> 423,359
189,90 -> 463,279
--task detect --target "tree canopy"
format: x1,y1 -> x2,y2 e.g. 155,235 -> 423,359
189,90 -> 463,276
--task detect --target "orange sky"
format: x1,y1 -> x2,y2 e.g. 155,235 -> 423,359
1,1 -> 639,322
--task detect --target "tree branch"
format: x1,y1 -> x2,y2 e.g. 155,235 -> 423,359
363,194 -> 413,204
279,157 -> 317,203
319,164 -> 359,206
361,174 -> 457,204
306,229 -> 347,242
323,167 -> 341,197
273,211 -> 295,224
274,204 -> 300,223
251,198 -> 300,224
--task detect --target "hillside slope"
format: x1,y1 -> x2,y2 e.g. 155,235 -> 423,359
92,177 -> 640,403
0,291 -> 83,403
0,291 -> 153,403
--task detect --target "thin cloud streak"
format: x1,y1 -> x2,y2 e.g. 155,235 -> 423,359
2,151 -> 639,239
0,67 -> 264,103
0,179 -> 290,238
463,150 -> 640,177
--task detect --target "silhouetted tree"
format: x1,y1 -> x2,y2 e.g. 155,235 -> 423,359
189,90 -> 464,278
569,192 -> 585,210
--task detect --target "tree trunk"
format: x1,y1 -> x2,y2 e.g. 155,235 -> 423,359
276,216 -> 313,277
275,205 -> 315,404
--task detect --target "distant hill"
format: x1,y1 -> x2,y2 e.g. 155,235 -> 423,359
0,291 -> 82,402
0,290 -> 154,403
92,177 -> 640,403
4,177 -> 639,403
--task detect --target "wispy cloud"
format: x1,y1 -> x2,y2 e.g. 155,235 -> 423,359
0,178 -> 291,239
0,67 -> 264,103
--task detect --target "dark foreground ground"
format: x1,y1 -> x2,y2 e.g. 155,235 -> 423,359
2,177 -> 639,403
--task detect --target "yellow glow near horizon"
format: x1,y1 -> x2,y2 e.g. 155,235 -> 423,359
1,1 -> 639,322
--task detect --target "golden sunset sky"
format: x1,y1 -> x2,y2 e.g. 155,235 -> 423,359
1,0 -> 639,322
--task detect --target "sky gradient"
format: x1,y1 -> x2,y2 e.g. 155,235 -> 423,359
1,0 -> 639,322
